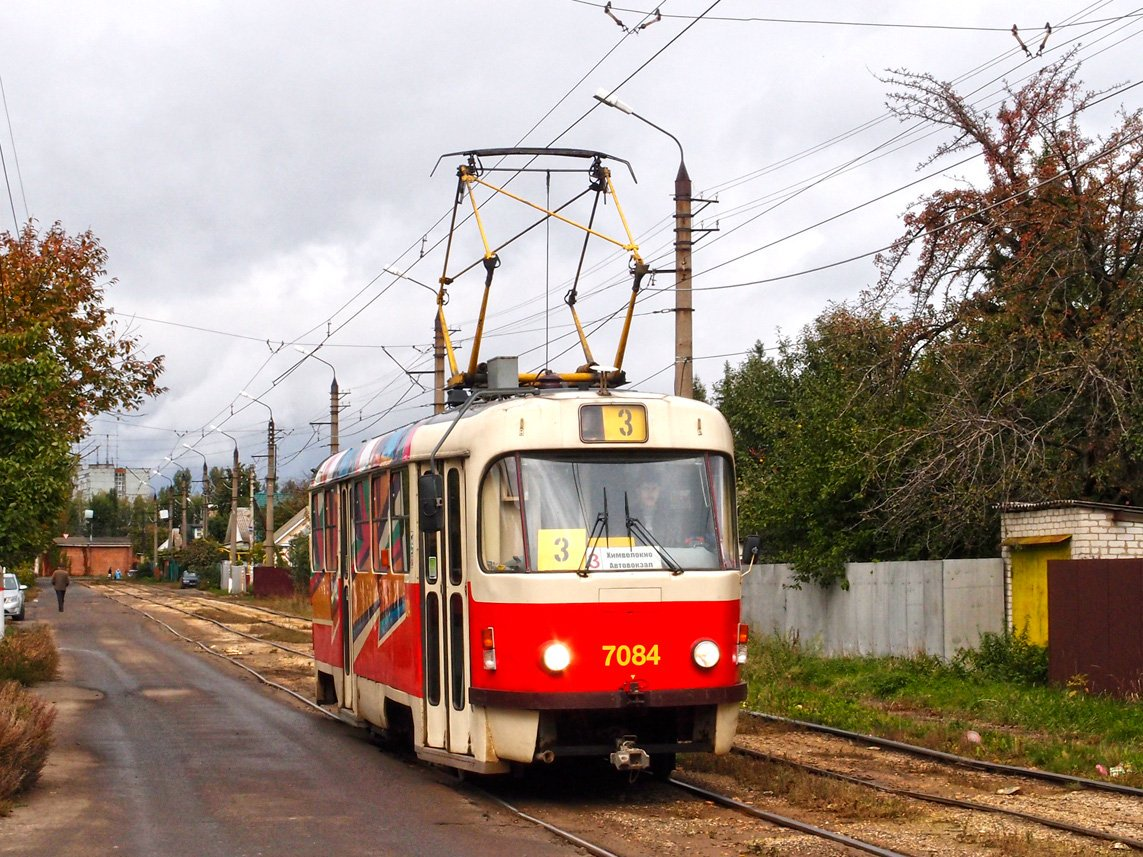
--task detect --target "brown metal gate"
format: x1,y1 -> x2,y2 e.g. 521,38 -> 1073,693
1047,558 -> 1143,697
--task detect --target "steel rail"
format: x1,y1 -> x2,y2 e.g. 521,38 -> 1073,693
104,586 -> 312,657
668,776 -> 914,857
748,711 -> 1143,798
96,588 -> 333,718
472,791 -> 624,857
734,746 -> 1143,851
117,581 -> 311,624
94,587 -> 628,857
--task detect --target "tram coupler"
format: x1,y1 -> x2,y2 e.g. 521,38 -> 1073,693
609,737 -> 650,771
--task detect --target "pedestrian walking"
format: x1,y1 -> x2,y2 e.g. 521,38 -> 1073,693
52,568 -> 70,612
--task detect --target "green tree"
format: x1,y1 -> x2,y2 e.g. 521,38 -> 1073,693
718,57 -> 1143,580
0,222 -> 164,567
716,308 -> 913,586
868,54 -> 1143,549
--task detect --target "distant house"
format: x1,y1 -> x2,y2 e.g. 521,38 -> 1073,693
231,507 -> 254,554
46,536 -> 135,577
274,507 -> 310,550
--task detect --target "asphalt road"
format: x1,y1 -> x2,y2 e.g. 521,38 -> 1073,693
0,582 -> 574,857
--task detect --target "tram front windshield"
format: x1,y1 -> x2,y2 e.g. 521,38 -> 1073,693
479,452 -> 736,573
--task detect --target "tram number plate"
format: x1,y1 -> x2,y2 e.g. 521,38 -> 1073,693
602,644 -> 661,666
580,404 -> 648,443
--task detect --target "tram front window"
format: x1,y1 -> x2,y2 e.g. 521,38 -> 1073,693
478,453 -> 736,573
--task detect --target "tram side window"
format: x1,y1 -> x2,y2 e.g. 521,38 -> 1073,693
371,470 -> 409,575
479,456 -> 525,572
311,493 -> 326,571
389,470 -> 409,575
323,488 -> 339,572
353,479 -> 371,572
370,472 -> 390,572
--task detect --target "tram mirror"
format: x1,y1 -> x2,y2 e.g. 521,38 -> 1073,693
740,534 -> 762,566
419,472 -> 444,533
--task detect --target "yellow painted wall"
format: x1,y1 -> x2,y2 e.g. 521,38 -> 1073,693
1009,540 -> 1071,645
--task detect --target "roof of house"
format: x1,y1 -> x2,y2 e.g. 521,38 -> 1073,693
998,500 -> 1139,513
274,507 -> 310,545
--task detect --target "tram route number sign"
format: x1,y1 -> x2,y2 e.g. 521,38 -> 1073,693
579,404 -> 648,443
538,529 -> 660,570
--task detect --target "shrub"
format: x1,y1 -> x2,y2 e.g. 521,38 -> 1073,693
287,533 -> 310,594
0,625 -> 59,685
0,680 -> 56,807
953,628 -> 1048,686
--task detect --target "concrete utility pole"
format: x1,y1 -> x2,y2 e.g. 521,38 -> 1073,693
673,159 -> 694,399
230,447 -> 240,565
152,496 -> 159,568
292,346 -> 339,455
239,391 -> 276,566
329,376 -> 339,454
266,417 -> 276,566
181,444 -> 208,541
181,479 -> 188,550
210,424 -> 241,566
434,312 -> 445,414
594,89 -> 694,398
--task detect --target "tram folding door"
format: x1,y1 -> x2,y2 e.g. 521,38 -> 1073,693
420,462 -> 471,757
338,483 -> 355,711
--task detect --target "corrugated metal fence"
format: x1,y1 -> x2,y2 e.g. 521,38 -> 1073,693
1047,558 -> 1143,697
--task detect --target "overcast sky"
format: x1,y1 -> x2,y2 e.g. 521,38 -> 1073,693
2,1 -> 1138,489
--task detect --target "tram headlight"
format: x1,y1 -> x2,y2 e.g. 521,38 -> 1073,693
541,641 -> 572,673
692,639 -> 721,669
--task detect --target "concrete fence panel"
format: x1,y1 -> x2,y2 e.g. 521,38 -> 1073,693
741,558 -> 1005,659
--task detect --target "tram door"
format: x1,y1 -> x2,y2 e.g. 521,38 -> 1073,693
421,462 -> 471,755
338,483 -> 356,710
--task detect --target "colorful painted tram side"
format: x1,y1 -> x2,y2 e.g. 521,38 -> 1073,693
309,388 -> 747,775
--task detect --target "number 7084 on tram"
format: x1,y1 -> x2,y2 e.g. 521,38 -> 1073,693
309,388 -> 748,776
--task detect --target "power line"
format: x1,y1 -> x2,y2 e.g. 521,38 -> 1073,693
571,1 -> 1142,34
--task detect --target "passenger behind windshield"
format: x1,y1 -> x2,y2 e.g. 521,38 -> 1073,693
630,473 -> 710,550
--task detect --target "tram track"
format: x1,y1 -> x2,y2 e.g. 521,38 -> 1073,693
730,744 -> 1143,851
94,583 -> 910,855
748,710 -> 1143,798
103,583 -> 312,657
88,583 -> 1143,855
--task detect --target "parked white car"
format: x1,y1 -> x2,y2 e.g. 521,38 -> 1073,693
3,572 -> 27,621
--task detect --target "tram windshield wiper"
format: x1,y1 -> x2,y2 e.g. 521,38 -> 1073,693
623,492 -> 683,574
579,488 -> 610,577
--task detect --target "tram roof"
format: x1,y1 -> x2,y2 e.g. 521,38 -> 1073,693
310,390 -> 724,488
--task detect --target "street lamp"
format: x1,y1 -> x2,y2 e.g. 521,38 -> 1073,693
385,267 -> 446,413
594,88 -> 694,398
240,391 -> 277,567
181,443 -> 209,542
210,424 -> 241,566
293,346 -> 340,455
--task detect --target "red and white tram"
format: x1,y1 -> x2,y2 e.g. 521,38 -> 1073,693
309,385 -> 747,775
